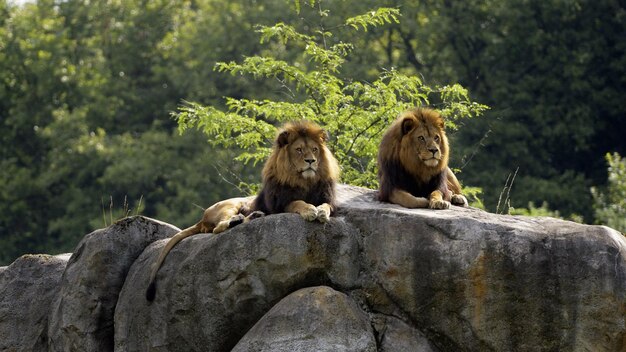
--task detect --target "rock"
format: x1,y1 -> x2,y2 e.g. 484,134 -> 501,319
114,185 -> 626,351
48,216 -> 179,352
2,185 -> 626,351
232,286 -> 377,352
0,254 -> 70,352
338,185 -> 626,351
378,315 -> 439,352
114,215 -> 361,351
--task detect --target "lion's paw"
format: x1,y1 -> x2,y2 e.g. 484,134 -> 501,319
316,205 -> 331,223
213,221 -> 230,234
228,213 -> 245,227
300,206 -> 319,222
451,194 -> 468,207
429,199 -> 451,210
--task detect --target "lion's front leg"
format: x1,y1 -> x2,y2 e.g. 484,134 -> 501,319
286,200 -> 318,221
389,189 -> 429,208
429,190 -> 451,210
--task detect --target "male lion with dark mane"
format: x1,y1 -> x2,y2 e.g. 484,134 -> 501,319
146,120 -> 339,301
377,107 -> 468,209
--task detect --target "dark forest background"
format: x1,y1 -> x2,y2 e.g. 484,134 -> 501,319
1,0 -> 625,265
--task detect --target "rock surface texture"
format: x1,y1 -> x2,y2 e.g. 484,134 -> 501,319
231,286 -> 377,352
0,254 -> 70,352
1,185 -> 625,351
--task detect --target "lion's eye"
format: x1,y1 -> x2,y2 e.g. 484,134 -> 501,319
418,136 -> 425,142
312,147 -> 318,153
434,135 -> 440,142
296,147 -> 303,154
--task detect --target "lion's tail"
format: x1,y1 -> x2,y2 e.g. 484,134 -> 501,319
146,223 -> 202,302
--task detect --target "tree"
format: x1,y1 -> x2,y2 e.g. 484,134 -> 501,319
155,0 -> 292,107
176,1 -> 487,190
430,0 -> 626,221
0,0 -> 75,263
0,0 -> 263,264
592,153 -> 626,233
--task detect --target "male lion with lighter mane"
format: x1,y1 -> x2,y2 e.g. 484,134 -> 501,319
377,107 -> 468,209
146,120 -> 340,301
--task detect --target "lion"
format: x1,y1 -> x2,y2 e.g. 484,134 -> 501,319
146,121 -> 340,301
377,107 -> 468,209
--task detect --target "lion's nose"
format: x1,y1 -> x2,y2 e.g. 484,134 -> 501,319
305,158 -> 316,164
428,148 -> 438,155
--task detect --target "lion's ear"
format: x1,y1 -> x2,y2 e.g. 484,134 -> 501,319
401,117 -> 416,135
276,130 -> 290,148
435,114 -> 445,129
321,129 -> 330,142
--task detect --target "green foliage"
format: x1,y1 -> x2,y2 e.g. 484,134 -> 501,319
0,0 -> 261,264
592,153 -> 626,232
509,202 -> 561,218
461,186 -> 485,210
509,202 -> 584,224
176,1 -> 487,189
345,8 -> 400,31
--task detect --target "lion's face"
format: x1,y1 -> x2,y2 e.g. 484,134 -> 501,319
378,108 -> 449,182
263,121 -> 340,188
288,137 -> 321,179
402,118 -> 445,168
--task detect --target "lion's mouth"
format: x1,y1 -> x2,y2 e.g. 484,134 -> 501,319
422,158 -> 440,167
301,168 -> 317,178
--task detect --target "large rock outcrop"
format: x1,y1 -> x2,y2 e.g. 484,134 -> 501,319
1,184 -> 625,351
